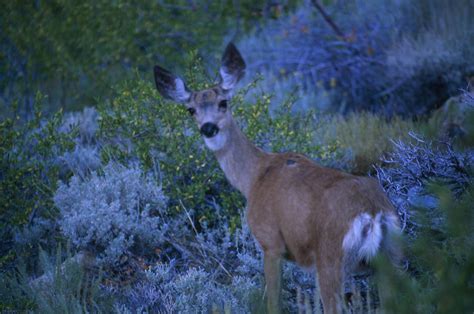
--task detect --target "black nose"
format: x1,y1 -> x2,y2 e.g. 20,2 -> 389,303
200,122 -> 219,138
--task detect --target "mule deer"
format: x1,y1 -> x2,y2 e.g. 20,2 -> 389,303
153,43 -> 401,313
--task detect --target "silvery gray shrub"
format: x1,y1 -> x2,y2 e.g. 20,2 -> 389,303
54,162 -> 167,264
57,107 -> 102,178
59,145 -> 101,179
116,263 -> 260,313
59,107 -> 98,145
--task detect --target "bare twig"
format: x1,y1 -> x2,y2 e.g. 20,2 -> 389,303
310,0 -> 345,39
180,199 -> 199,236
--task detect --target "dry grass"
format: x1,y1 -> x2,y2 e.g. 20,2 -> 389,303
317,112 -> 426,174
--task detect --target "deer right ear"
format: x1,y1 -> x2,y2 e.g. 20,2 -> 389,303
154,65 -> 191,103
219,43 -> 246,92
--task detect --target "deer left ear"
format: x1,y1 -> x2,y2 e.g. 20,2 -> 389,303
154,65 -> 191,103
219,43 -> 246,92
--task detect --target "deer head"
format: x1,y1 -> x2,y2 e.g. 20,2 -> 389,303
154,43 -> 246,152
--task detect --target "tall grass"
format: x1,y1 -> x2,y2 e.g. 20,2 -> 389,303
0,246 -> 112,313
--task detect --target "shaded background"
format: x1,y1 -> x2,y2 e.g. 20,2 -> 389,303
2,0 -> 473,118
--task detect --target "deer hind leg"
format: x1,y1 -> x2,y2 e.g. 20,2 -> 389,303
264,251 -> 282,314
316,251 -> 344,314
377,212 -> 404,307
342,251 -> 358,307
380,212 -> 403,266
341,243 -> 371,308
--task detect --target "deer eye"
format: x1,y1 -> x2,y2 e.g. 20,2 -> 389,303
218,100 -> 228,111
187,107 -> 196,116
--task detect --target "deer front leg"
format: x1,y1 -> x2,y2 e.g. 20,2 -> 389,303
264,251 -> 282,313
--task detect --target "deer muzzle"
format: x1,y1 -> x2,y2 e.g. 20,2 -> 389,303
200,122 -> 219,138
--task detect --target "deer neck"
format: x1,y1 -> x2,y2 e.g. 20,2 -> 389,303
214,119 -> 265,199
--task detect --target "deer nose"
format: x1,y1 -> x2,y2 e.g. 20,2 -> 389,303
200,122 -> 219,138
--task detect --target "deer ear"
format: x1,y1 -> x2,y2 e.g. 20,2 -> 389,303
219,43 -> 246,91
154,65 -> 191,103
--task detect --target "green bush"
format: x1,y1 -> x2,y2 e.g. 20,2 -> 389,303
0,94 -> 75,269
376,184 -> 474,313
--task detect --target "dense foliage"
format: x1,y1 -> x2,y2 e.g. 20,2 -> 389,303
0,95 -> 75,271
0,0 -> 297,118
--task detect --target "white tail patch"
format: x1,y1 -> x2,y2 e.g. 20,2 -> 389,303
342,212 -> 383,261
